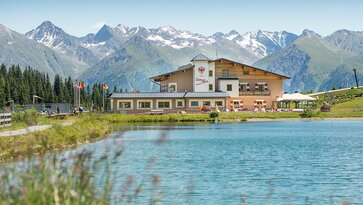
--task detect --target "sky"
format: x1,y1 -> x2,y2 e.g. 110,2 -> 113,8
1,0 -> 362,37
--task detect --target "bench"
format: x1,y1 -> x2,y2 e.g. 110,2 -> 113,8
150,110 -> 164,115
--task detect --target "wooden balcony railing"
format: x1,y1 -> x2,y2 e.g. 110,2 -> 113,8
239,90 -> 271,96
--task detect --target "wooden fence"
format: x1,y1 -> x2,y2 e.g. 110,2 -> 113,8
0,113 -> 12,128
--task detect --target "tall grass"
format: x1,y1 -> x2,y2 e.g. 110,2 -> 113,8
0,152 -> 111,205
12,109 -> 38,126
0,128 -> 167,205
0,115 -> 111,162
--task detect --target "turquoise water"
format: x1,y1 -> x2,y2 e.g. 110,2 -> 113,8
83,121 -> 363,204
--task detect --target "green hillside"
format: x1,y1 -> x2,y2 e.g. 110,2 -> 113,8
254,32 -> 363,92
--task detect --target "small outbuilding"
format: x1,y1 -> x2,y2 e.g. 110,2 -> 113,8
278,93 -> 317,111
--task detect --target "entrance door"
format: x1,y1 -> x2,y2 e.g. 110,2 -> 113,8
257,101 -> 263,110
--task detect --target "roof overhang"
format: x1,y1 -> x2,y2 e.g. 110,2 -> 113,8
213,58 -> 290,80
150,64 -> 193,82
109,92 -> 230,99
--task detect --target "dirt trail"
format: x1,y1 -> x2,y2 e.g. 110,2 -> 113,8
0,120 -> 75,137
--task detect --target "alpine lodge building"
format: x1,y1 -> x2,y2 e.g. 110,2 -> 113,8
109,54 -> 290,114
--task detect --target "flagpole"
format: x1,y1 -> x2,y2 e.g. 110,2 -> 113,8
103,87 -> 105,112
78,85 -> 81,109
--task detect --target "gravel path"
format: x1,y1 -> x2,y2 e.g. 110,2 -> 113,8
0,120 -> 75,138
0,125 -> 52,137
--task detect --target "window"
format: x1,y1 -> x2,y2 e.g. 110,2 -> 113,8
239,84 -> 247,91
157,101 -> 171,108
222,69 -> 229,77
243,70 -> 250,75
258,84 -> 265,91
203,101 -> 211,106
118,101 -> 132,109
209,70 -> 213,77
215,101 -> 223,106
233,101 -> 240,107
190,101 -> 199,107
168,83 -> 177,93
227,84 -> 232,91
209,84 -> 213,91
160,83 -> 168,92
138,101 -> 151,108
176,100 -> 184,107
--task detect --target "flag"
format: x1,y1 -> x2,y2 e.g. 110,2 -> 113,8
102,84 -> 109,90
79,82 -> 85,90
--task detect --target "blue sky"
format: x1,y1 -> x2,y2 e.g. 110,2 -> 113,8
1,0 -> 362,37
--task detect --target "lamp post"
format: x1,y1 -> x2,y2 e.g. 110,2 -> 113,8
353,69 -> 359,89
33,95 -> 42,105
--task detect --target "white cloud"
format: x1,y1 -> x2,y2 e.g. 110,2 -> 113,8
91,21 -> 106,31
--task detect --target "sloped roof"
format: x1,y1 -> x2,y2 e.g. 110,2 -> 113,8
110,92 -> 185,98
279,93 -> 317,101
214,58 -> 290,79
191,54 -> 211,61
109,92 -> 230,99
184,92 -> 230,98
150,64 -> 193,80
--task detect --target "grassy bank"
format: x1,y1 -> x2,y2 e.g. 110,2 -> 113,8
100,111 -> 300,123
318,97 -> 363,118
0,115 -> 111,162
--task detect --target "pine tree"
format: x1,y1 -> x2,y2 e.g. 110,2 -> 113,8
53,74 -> 64,102
113,85 -> 118,93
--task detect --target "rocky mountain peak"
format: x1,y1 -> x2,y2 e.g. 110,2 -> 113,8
301,29 -> 321,38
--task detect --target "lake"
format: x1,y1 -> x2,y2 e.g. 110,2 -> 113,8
78,120 -> 363,204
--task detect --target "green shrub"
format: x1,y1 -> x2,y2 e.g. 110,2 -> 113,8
209,112 -> 220,118
300,106 -> 319,118
12,109 -> 38,126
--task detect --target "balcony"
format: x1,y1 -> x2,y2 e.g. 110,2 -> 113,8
239,90 -> 271,96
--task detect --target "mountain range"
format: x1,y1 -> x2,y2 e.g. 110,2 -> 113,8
0,21 -> 362,92
254,29 -> 363,92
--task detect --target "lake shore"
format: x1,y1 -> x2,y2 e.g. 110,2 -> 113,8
1,110 -> 363,163
246,117 -> 363,122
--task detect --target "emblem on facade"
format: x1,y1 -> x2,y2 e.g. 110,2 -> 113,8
198,67 -> 205,74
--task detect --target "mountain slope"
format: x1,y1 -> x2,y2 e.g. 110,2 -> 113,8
79,36 -> 173,91
0,24 -> 87,77
325,29 -> 363,55
26,21 -> 101,66
254,30 -> 363,92
218,30 -> 298,58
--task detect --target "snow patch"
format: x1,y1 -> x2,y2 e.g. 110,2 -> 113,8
81,41 -> 106,48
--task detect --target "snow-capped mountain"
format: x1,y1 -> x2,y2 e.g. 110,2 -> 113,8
0,24 -> 88,77
3,20 -> 361,92
101,24 -> 297,58
221,30 -> 298,58
26,21 -> 79,50
4,20 -> 303,91
26,21 -> 101,66
24,21 -> 298,62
